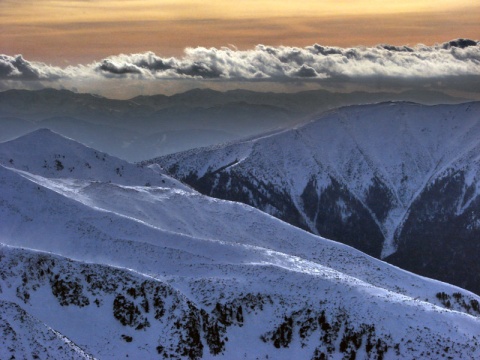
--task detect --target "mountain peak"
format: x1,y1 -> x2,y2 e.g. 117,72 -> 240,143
16,127 -> 68,139
1,127 -> 91,154
0,129 -> 181,187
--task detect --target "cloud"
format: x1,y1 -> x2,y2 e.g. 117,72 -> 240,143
442,39 -> 478,49
0,39 -> 479,97
289,64 -> 319,78
98,59 -> 145,76
0,55 -> 66,80
91,38 -> 480,81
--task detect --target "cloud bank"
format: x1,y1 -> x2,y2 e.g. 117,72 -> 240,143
93,39 -> 480,81
1,39 -> 479,97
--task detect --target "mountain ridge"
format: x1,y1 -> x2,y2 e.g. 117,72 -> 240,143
0,87 -> 469,161
151,101 -> 480,294
3,129 -> 480,358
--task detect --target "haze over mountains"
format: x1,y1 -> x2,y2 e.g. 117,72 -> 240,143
2,88 -> 480,358
0,88 -> 466,162
2,129 -> 480,359
152,101 -> 480,295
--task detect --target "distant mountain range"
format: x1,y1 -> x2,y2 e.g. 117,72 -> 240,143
151,101 -> 480,295
1,129 -> 480,358
0,88 -> 467,161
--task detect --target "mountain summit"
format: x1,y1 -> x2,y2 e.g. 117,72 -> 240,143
151,101 -> 480,295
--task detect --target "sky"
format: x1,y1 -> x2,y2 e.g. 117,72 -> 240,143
1,0 -> 479,98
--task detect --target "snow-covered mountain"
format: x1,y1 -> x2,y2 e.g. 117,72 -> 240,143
0,88 -> 466,161
2,129 -> 480,358
0,128 -> 187,188
151,101 -> 480,295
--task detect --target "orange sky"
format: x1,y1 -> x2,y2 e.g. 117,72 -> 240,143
1,0 -> 479,65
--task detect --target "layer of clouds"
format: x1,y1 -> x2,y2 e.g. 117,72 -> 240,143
92,39 -> 480,81
1,39 -> 479,96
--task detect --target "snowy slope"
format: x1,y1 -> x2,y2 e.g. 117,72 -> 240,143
2,130 -> 480,358
0,128 -> 189,189
0,298 -> 95,359
2,242 -> 480,360
152,101 -> 480,294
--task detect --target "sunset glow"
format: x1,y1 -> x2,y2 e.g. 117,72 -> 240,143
1,0 -> 478,64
